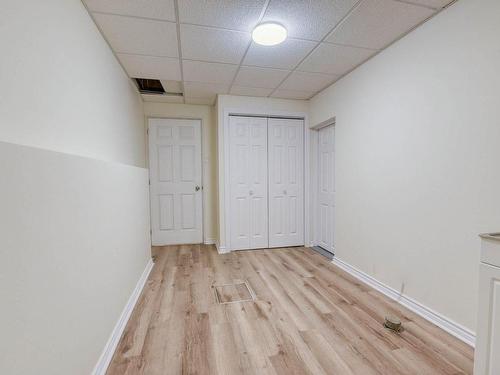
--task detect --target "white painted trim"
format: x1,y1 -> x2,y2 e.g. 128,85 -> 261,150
92,259 -> 154,375
331,256 -> 476,347
220,108 -> 310,252
204,238 -> 216,245
215,240 -> 229,254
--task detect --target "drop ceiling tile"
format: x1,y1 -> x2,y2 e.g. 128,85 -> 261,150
117,54 -> 181,80
185,97 -> 216,105
234,66 -> 290,89
327,0 -> 435,50
243,38 -> 316,70
180,25 -> 250,64
183,60 -> 238,84
160,80 -> 183,93
230,86 -> 273,97
93,13 -> 178,57
262,0 -> 359,41
404,0 -> 453,9
142,94 -> 184,103
271,89 -> 315,100
279,71 -> 338,92
84,0 -> 176,21
178,0 -> 266,32
299,42 -> 377,76
184,81 -> 230,100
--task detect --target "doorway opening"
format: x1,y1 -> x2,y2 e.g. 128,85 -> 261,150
312,118 -> 335,257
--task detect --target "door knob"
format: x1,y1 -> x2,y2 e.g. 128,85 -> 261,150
195,186 -> 201,191
249,190 -> 254,196
283,190 -> 287,195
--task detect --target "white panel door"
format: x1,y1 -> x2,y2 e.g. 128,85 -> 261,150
148,118 -> 202,245
268,118 -> 304,248
317,125 -> 335,252
229,116 -> 268,250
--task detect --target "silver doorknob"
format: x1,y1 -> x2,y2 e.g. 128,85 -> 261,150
283,190 -> 287,195
249,190 -> 254,196
195,186 -> 201,191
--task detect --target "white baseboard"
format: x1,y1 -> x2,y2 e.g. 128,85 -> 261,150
92,259 -> 154,375
215,241 -> 229,254
331,256 -> 475,347
204,238 -> 216,245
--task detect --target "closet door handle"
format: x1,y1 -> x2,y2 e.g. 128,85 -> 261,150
249,190 -> 254,196
283,190 -> 287,195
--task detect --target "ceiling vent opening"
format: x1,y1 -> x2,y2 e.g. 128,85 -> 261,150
134,78 -> 166,95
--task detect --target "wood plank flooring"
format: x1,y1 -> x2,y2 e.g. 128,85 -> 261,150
107,245 -> 474,375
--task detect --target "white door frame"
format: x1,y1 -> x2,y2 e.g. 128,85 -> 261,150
309,117 -> 336,250
219,109 -> 310,253
147,117 -> 205,244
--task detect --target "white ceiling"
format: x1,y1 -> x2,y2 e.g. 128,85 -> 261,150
83,0 -> 453,104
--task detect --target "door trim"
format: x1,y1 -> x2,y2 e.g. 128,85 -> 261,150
310,117 -> 336,251
147,117 -> 205,245
219,109 -> 310,253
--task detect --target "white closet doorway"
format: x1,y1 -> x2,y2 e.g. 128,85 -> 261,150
148,118 -> 203,246
316,124 -> 335,254
228,115 -> 305,251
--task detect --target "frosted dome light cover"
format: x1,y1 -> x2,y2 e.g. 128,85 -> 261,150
252,23 -> 287,46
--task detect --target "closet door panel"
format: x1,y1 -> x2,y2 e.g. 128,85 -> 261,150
229,116 -> 268,250
268,118 -> 304,248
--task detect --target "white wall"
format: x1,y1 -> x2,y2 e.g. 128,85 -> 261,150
216,95 -> 310,251
143,102 -> 218,243
0,0 -> 145,167
309,0 -> 500,332
0,142 -> 150,375
0,0 -> 150,373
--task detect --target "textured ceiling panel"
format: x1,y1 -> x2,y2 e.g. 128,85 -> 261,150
299,42 -> 377,75
85,0 -> 449,102
180,25 -> 251,64
271,89 -> 315,100
93,14 -> 178,57
262,0 -> 358,41
160,80 -> 183,94
234,66 -> 290,89
178,0 -> 266,32
84,0 -> 176,21
327,0 -> 435,50
118,54 -> 181,80
404,0 -> 454,9
243,38 -> 316,70
184,81 -> 230,99
183,60 -> 238,84
279,71 -> 338,92
230,86 -> 274,97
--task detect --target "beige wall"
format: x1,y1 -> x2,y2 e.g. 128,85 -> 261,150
0,0 -> 150,374
309,0 -> 500,331
143,102 -> 218,242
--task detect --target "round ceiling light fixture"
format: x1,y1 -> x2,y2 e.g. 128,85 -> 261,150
252,23 -> 287,46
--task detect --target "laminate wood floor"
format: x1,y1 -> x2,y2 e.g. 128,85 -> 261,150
107,245 -> 473,375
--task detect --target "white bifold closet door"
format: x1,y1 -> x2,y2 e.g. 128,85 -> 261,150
229,116 -> 268,250
268,118 -> 304,248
